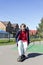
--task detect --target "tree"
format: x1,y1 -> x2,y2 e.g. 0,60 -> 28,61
37,18 -> 43,38
6,21 -> 12,42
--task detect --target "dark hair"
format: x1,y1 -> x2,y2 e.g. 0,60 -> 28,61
20,23 -> 26,28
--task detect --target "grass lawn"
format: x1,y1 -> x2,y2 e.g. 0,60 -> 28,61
0,38 -> 16,45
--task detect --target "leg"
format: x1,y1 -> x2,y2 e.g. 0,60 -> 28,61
18,40 -> 24,56
23,42 -> 28,54
17,40 -> 25,62
21,42 -> 28,60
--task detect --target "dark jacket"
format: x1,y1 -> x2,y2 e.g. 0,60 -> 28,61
15,29 -> 30,45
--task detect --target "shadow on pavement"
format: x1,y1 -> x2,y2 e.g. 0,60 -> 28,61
26,53 -> 43,59
18,53 -> 43,62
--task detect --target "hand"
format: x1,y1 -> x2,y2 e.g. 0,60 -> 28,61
17,43 -> 18,47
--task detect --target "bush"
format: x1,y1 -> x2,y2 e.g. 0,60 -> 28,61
30,38 -> 41,42
0,38 -> 16,45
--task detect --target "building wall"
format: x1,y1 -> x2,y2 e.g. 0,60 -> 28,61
29,30 -> 37,35
0,22 -> 6,31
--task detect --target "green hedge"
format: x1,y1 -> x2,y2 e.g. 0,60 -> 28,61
0,38 -> 16,45
30,38 -> 43,42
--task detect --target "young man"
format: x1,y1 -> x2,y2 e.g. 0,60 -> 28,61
15,24 -> 29,62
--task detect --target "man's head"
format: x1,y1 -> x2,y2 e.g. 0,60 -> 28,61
20,23 -> 26,31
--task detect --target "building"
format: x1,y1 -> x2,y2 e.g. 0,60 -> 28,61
0,21 -> 19,38
29,30 -> 37,36
0,21 -> 37,38
0,21 -> 19,31
0,21 -> 8,31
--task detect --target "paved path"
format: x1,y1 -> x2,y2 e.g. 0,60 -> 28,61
0,44 -> 43,65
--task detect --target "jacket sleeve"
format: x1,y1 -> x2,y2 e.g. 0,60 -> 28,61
27,29 -> 30,45
26,28 -> 30,45
15,30 -> 20,43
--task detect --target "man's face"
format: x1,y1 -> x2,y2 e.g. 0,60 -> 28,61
21,25 -> 26,31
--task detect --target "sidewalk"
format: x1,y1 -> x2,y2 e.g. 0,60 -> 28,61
0,44 -> 43,65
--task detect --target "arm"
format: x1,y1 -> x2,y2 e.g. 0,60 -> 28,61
15,30 -> 20,43
27,30 -> 30,45
26,28 -> 30,45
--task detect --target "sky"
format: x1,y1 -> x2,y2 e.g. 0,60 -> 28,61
0,0 -> 43,30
